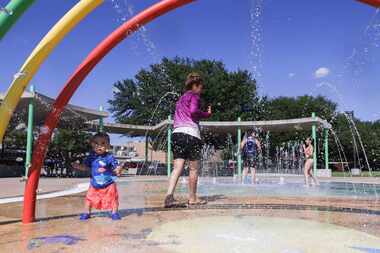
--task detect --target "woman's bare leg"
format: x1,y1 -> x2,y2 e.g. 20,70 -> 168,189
188,160 -> 199,203
304,160 -> 311,186
166,158 -> 185,196
309,172 -> 319,185
251,167 -> 257,184
242,166 -> 248,183
308,161 -> 319,185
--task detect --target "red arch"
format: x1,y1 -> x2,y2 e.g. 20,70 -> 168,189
22,0 -> 378,224
358,0 -> 380,8
22,0 -> 195,224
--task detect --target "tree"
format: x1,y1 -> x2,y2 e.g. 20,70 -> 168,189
264,95 -> 338,158
2,110 -> 28,151
109,57 -> 261,125
265,95 -> 337,121
1,110 -> 92,176
47,122 -> 92,177
109,57 -> 263,149
108,57 -> 379,170
330,114 -> 380,171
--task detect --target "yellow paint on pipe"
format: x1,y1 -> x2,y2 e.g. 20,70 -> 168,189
0,0 -> 103,142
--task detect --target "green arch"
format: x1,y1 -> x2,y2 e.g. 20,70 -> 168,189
0,0 -> 35,40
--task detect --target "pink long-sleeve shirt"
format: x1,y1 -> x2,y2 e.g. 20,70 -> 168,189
173,91 -> 211,130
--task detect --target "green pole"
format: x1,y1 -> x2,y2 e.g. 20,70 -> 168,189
312,112 -> 317,175
237,117 -> 242,177
99,106 -> 104,132
145,135 -> 149,163
167,115 -> 172,177
0,0 -> 35,40
24,84 -> 34,178
266,131 -> 270,169
324,128 -> 329,170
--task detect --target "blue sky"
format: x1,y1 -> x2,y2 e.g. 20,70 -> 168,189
1,0 -> 380,124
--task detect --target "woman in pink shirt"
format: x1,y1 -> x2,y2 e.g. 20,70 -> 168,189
164,73 -> 212,208
303,137 -> 319,187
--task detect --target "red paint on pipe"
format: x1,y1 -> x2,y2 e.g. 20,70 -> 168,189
22,0 -> 195,224
357,0 -> 380,8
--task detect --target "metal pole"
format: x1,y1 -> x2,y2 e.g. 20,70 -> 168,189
324,128 -> 329,170
99,105 -> 104,132
266,131 -> 270,172
237,117 -> 242,177
167,115 -> 172,177
312,112 -> 317,175
25,84 -> 35,178
145,135 -> 149,164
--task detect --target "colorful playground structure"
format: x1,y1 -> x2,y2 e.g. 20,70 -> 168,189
358,0 -> 380,8
0,0 -> 379,224
0,0 -> 35,39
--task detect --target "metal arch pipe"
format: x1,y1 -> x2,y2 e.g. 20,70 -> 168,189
22,0 -> 377,224
0,0 -> 104,144
357,0 -> 380,8
0,0 -> 35,40
23,0 -> 195,224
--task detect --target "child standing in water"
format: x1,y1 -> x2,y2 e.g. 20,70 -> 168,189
241,130 -> 261,184
72,132 -> 122,220
164,72 -> 212,208
303,137 -> 319,187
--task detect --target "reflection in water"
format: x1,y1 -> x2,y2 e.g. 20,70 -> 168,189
170,177 -> 380,199
27,235 -> 84,250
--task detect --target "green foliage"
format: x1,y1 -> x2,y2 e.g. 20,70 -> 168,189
108,57 -> 380,170
3,128 -> 27,150
264,95 -> 337,121
330,114 -> 380,170
265,96 -> 338,155
2,57 -> 379,173
1,112 -> 92,176
48,128 -> 91,159
2,111 -> 28,149
109,57 -> 261,125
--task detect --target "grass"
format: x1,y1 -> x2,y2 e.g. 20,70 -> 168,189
332,171 -> 380,177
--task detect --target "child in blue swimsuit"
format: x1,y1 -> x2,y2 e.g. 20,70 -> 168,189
72,132 -> 122,220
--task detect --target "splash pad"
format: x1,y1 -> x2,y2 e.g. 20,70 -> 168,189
3,0 -> 374,226
148,216 -> 380,253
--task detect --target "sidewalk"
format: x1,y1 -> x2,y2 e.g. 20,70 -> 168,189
0,178 -> 89,199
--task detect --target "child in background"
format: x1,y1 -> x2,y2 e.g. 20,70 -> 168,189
241,130 -> 261,184
72,132 -> 122,220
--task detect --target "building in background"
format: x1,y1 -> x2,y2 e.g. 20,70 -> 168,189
112,140 -> 167,164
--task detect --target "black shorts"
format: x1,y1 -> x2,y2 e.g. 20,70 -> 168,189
172,133 -> 202,161
243,155 -> 257,168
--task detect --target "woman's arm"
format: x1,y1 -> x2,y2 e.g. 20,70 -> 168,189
308,146 -> 313,156
305,146 -> 313,157
256,139 -> 262,152
240,134 -> 248,150
240,139 -> 246,150
190,95 -> 211,119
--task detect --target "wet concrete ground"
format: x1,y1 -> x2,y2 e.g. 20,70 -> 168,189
0,178 -> 88,199
0,177 -> 379,252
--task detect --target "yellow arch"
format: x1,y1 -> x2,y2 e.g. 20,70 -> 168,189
0,0 -> 104,143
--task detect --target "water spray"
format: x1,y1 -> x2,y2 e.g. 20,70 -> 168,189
0,6 -> 13,16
